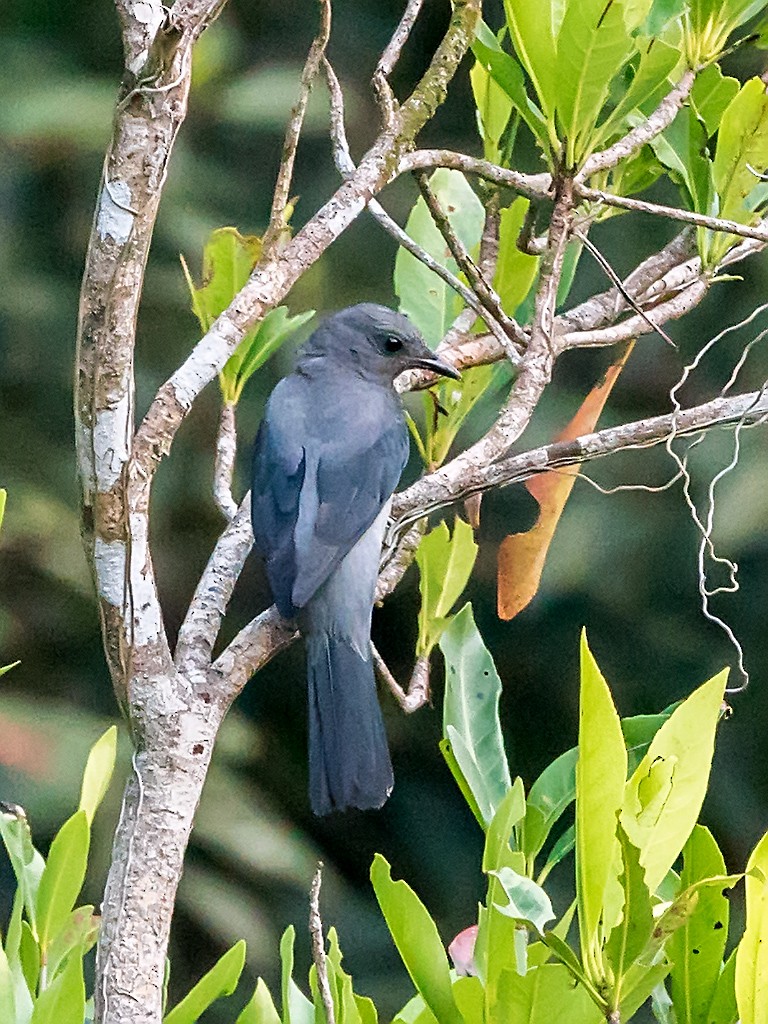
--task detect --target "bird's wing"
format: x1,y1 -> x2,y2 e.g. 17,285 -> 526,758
251,382 -> 307,618
291,416 -> 408,610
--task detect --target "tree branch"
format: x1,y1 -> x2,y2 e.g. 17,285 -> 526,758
580,69 -> 697,178
261,0 -> 332,255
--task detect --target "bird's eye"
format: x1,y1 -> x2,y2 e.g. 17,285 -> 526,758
385,336 -> 403,352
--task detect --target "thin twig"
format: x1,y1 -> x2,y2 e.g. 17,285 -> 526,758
310,865 -> 336,1024
373,646 -> 430,713
262,0 -> 332,255
373,0 -> 425,124
413,170 -> 528,351
403,148 -> 768,246
574,229 -> 678,349
322,57 -> 520,358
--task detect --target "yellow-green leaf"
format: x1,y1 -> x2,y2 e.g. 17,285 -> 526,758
620,670 -> 726,892
736,829 -> 768,1024
78,725 -> 118,825
36,810 -> 90,951
575,633 -> 627,982
416,519 -> 479,653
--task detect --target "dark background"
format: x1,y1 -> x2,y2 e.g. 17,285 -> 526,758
1,0 -> 768,1018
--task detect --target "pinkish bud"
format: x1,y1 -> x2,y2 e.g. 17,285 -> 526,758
448,924 -> 478,977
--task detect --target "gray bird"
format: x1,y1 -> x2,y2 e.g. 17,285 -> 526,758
251,303 -> 459,815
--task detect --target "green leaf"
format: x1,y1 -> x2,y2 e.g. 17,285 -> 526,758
0,810 -> 45,935
415,521 -> 479,653
470,59 -> 513,160
224,306 -> 315,403
575,632 -> 627,980
618,960 -> 673,1020
491,867 -> 555,933
426,365 -> 496,469
440,605 -> 512,826
78,726 -> 118,825
690,64 -> 740,139
0,488 -> 6,532
555,0 -> 635,166
439,737 -> 486,829
736,828 -> 768,1024
30,952 -> 85,1024
0,944 -> 15,1024
604,826 -> 654,1010
620,669 -> 727,892
370,855 -> 462,1024
651,106 -> 712,216
496,962 -> 604,1023
470,41 -> 550,151
451,976 -> 484,1024
710,77 -> 768,262
164,940 -> 246,1024
395,169 -> 485,347
36,811 -> 90,951
493,199 -> 539,317
19,921 -> 39,995
0,661 -> 20,679
236,978 -> 282,1024
182,227 -> 261,332
523,748 -> 578,863
669,826 -> 730,1024
595,39 -> 681,149
708,948 -> 738,1024
483,780 -> 526,871
503,0 -> 558,123
45,905 -> 99,982
522,706 -> 674,866
537,825 -> 575,882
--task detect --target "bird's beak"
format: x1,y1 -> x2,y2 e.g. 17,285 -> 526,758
407,355 -> 461,380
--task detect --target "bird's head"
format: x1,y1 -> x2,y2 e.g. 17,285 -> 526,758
298,303 -> 460,384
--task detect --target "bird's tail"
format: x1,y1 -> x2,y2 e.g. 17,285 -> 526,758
305,633 -> 393,815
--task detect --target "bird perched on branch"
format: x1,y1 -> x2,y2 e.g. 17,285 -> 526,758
251,303 -> 459,815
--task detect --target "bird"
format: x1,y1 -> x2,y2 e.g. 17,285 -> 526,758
251,303 -> 460,815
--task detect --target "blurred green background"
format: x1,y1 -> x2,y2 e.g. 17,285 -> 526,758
2,0 -> 768,1018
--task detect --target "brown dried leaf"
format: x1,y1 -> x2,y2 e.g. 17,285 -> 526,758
497,342 -> 634,620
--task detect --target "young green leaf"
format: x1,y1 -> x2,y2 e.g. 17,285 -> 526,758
555,0 -> 635,166
575,633 -> 627,982
224,306 -> 315,403
470,59 -> 513,160
708,948 -> 738,1024
236,978 -> 282,1024
425,364 -> 496,469
690,64 -> 740,138
438,736 -> 486,829
78,725 -> 118,825
370,855 -> 462,1024
182,227 -> 262,332
735,828 -> 768,1024
440,605 -> 511,825
45,905 -> 99,982
620,669 -> 727,892
709,78 -> 768,263
29,952 -> 85,1024
395,169 -> 484,347
491,867 -> 555,933
604,826 -> 654,1011
502,0 -> 558,124
279,927 -> 314,1024
451,976 -> 484,1024
669,825 -> 730,1024
595,39 -> 681,150
164,940 -> 246,1024
0,943 -> 15,1024
483,780 -> 526,872
36,810 -> 90,951
496,962 -> 604,1023
470,41 -> 550,152
415,520 -> 479,654
493,199 -> 539,317
0,810 -> 45,935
